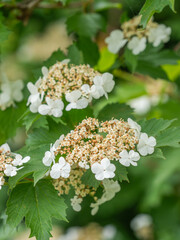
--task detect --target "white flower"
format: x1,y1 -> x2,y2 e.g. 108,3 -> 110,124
4,164 -> 18,177
128,96 -> 152,115
78,160 -> 89,169
65,90 -> 88,111
137,133 -> 156,156
103,179 -> 121,200
130,214 -> 153,231
12,154 -> 30,166
148,24 -> 171,47
0,76 -> 24,109
127,37 -> 146,55
50,157 -> 71,179
27,82 -> 40,105
102,225 -> 117,240
91,73 -> 115,99
90,179 -> 120,215
41,66 -> 49,78
27,82 -> 43,113
91,158 -> 116,181
61,59 -> 70,64
81,84 -> 93,102
105,30 -> 128,54
38,97 -> 64,117
42,149 -> 55,166
128,118 -> 141,138
70,196 -> 83,212
52,134 -> 64,151
0,143 -> 11,153
119,150 -> 140,167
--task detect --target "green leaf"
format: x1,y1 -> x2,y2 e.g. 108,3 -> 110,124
156,127 -> 180,147
67,44 -> 84,65
0,22 -> 11,44
8,148 -> 49,189
9,123 -> 70,188
97,103 -> 134,121
142,148 -> 180,208
96,47 -> 117,72
0,101 -> 26,145
44,49 -> 66,67
94,1 -> 122,11
113,161 -> 129,182
77,37 -> 100,66
138,49 -> 179,67
136,60 -> 168,80
7,180 -> 67,240
139,118 -> 176,136
66,13 -> 106,37
81,169 -> 100,189
124,48 -> 138,73
33,49 -> 66,79
141,148 -> 165,161
140,0 -> 175,28
22,112 -> 49,132
62,106 -> 93,128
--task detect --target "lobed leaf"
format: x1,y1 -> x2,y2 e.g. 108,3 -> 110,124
7,180 -> 67,240
66,13 -> 106,37
81,169 -> 100,190
140,0 -> 175,28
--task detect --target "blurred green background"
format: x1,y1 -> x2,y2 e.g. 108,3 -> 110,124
0,0 -> 180,239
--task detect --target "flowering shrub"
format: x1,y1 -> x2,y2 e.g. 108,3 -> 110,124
0,0 -> 180,240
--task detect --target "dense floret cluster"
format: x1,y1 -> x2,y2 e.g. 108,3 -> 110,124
0,143 -> 30,189
105,16 -> 171,55
42,117 -> 156,214
27,60 -> 115,117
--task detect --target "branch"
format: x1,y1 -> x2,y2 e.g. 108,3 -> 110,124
0,0 -> 64,24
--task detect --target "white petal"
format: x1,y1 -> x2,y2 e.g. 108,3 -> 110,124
91,162 -> 103,174
101,158 -> 110,169
52,108 -> 63,118
38,104 -> 51,115
95,172 -> 105,181
41,66 -> 49,77
0,143 -> 11,153
50,169 -> 60,179
148,136 -> 156,147
65,103 -> 76,111
93,76 -> 103,86
65,90 -> 82,103
27,82 -> 38,94
22,156 -> 31,164
76,98 -> 89,109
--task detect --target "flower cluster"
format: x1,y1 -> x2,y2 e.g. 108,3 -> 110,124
27,60 -> 115,117
42,117 -> 156,213
57,223 -> 117,240
0,75 -> 24,110
105,16 -> 171,55
0,143 -> 30,189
